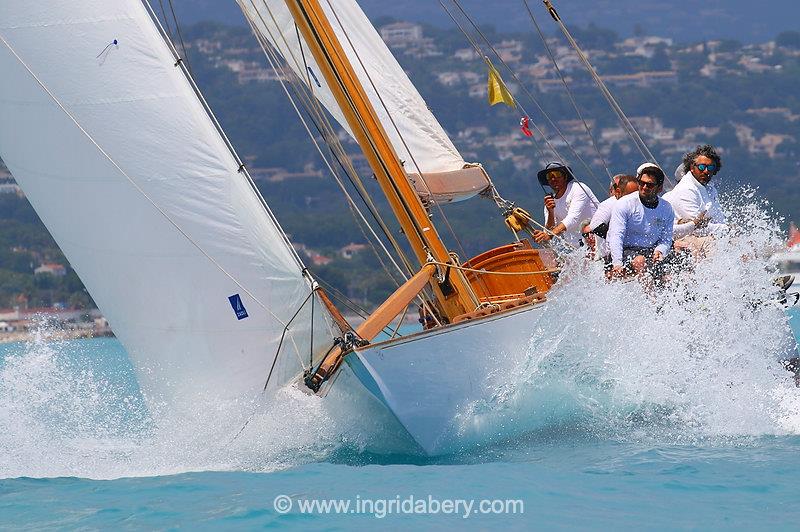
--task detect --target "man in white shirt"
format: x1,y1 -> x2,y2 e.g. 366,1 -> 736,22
532,162 -> 598,248
663,144 -> 727,237
607,166 -> 675,277
583,175 -> 639,264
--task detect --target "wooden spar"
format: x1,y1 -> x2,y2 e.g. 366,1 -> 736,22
283,0 -> 478,320
315,287 -> 353,334
305,263 -> 438,391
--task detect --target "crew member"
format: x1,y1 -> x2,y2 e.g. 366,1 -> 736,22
583,175 -> 639,263
663,144 -> 727,236
607,166 -> 675,277
532,161 -> 598,247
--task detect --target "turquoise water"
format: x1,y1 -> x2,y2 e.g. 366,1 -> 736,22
0,306 -> 799,529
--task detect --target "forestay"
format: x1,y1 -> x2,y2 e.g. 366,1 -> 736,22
0,0 -> 334,405
238,0 -> 489,203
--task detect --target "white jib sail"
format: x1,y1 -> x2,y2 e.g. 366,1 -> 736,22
0,1 -> 335,406
239,0 -> 489,202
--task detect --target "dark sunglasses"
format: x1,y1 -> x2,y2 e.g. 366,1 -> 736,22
546,170 -> 567,180
638,180 -> 658,189
693,163 -> 717,173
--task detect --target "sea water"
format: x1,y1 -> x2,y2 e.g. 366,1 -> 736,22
3,196 -> 800,529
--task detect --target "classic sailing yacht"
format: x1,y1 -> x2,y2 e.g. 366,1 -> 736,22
0,0 -> 660,454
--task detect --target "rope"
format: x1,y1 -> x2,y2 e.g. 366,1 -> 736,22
427,260 -> 559,276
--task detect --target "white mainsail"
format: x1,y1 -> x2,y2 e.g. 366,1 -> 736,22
238,0 -> 490,203
0,1 -> 335,405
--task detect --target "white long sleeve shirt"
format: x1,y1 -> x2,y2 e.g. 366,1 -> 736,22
662,171 -> 727,236
587,196 -> 617,256
607,193 -> 675,267
543,180 -> 599,247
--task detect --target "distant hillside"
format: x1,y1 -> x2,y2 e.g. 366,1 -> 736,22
170,0 -> 799,43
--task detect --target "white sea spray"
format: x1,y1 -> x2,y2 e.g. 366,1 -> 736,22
451,187 -> 800,447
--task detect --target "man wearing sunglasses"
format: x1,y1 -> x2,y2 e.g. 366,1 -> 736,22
662,144 -> 727,237
582,174 -> 639,265
607,166 -> 675,278
532,161 -> 598,247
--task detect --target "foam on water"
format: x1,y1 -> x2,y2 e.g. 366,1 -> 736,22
452,187 -> 800,447
0,192 -> 798,479
0,329 -> 366,479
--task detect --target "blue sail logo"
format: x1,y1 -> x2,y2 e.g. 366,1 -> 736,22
228,294 -> 249,320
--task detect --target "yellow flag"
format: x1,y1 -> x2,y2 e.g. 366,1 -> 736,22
487,61 -> 515,108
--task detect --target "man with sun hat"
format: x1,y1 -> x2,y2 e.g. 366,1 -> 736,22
532,161 -> 598,248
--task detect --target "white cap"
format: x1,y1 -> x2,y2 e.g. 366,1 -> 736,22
636,162 -> 661,176
674,163 -> 685,181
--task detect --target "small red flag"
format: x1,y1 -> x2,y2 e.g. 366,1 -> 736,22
520,116 -> 533,137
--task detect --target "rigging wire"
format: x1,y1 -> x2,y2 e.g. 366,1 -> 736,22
243,0 -> 453,319
323,0 -> 485,301
166,0 -> 193,75
437,1 -> 546,164
314,275 -> 412,336
245,16 -> 405,276
538,0 -> 671,185
284,5 -> 449,268
440,0 -> 603,211
521,0 -> 611,179
156,0 -> 175,42
241,2 -> 408,276
239,2 -> 444,325
291,20 -> 406,288
244,0 -> 415,278
445,0 -> 608,195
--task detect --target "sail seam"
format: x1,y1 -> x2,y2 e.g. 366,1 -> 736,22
0,18 -> 131,30
141,0 -> 310,274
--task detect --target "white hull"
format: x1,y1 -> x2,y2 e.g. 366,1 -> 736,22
339,303 -> 547,455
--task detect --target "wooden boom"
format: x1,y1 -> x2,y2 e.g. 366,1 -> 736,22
305,263 -> 437,392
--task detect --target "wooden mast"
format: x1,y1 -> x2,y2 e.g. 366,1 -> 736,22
283,0 -> 477,320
